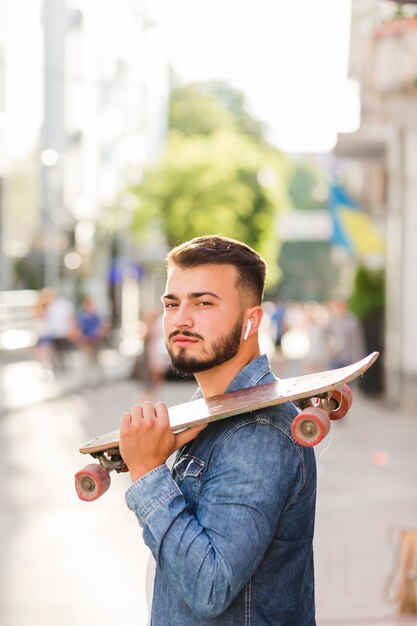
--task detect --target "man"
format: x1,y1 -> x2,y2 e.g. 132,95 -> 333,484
120,236 -> 316,625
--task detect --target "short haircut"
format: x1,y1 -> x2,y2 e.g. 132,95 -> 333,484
166,235 -> 267,305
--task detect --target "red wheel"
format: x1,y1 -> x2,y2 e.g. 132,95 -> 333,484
75,463 -> 111,502
291,407 -> 331,447
328,384 -> 353,420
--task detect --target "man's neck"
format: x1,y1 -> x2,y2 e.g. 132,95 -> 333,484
194,345 -> 261,398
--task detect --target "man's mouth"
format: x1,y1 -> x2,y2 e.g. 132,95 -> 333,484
169,330 -> 202,346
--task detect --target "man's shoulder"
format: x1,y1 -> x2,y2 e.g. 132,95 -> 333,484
232,399 -> 299,439
193,400 -> 298,459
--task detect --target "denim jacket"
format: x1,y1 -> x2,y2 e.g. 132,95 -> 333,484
126,355 -> 316,625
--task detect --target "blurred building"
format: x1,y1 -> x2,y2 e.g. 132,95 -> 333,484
334,0 -> 417,408
0,0 -> 168,317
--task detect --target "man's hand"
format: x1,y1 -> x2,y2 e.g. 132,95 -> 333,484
119,401 -> 206,482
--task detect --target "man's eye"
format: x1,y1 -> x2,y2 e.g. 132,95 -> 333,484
197,301 -> 212,306
164,302 -> 178,309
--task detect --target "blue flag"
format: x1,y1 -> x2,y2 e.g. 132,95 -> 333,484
329,183 -> 384,256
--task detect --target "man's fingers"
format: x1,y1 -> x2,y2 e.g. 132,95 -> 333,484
130,404 -> 144,421
121,402 -> 169,431
120,411 -> 132,431
154,402 -> 169,422
134,401 -> 166,419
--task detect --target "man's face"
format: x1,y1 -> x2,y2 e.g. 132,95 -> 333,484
162,264 -> 244,374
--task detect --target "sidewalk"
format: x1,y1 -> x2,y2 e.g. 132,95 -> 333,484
0,346 -> 134,415
313,388 -> 417,625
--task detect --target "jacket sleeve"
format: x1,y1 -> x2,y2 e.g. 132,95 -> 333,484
125,415 -> 303,620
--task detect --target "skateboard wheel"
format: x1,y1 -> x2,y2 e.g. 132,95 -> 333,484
328,384 -> 353,420
291,407 -> 331,447
75,463 -> 111,502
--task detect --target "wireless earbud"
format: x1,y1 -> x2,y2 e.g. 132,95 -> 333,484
243,319 -> 252,341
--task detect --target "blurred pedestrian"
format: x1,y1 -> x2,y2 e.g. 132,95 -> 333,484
140,310 -> 169,399
33,288 -> 76,374
74,295 -> 110,386
304,302 -> 330,373
33,288 -> 55,375
47,292 -> 77,372
278,302 -> 311,376
326,297 -> 365,369
270,298 -> 286,348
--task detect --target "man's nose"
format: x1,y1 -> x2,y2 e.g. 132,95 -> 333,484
173,302 -> 193,328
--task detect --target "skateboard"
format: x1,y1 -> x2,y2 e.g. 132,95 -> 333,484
75,351 -> 379,502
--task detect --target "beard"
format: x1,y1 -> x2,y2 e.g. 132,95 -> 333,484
167,317 -> 244,375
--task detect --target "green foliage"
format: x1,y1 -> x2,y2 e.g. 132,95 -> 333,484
169,81 -> 265,141
200,81 -> 266,141
288,161 -> 328,211
348,265 -> 385,320
14,255 -> 43,290
169,84 -> 235,137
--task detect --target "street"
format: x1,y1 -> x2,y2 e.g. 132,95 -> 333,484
0,373 -> 417,626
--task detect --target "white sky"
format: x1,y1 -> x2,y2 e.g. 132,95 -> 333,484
151,0 -> 359,153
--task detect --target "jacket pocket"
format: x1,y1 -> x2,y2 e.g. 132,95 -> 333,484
173,454 -> 205,480
173,455 -> 205,509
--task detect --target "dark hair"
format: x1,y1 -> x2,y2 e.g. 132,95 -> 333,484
166,235 -> 267,305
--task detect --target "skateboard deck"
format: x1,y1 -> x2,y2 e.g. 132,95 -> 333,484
75,351 -> 379,501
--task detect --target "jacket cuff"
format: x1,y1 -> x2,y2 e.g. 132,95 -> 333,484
125,464 -> 181,526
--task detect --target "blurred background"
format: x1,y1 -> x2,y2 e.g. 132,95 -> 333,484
0,0 -> 417,624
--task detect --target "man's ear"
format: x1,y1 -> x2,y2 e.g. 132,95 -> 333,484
243,306 -> 263,339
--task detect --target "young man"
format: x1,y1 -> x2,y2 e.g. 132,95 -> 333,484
120,236 -> 317,625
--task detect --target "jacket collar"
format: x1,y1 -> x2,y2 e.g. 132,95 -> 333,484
193,354 -> 274,399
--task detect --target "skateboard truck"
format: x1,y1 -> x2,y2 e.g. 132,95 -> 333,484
292,383 -> 353,446
75,449 -> 127,502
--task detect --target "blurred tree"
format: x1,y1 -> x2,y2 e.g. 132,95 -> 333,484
349,265 -> 385,394
170,81 -> 266,142
349,265 -> 385,320
129,82 -> 292,286
288,160 -> 328,211
169,83 -> 236,137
